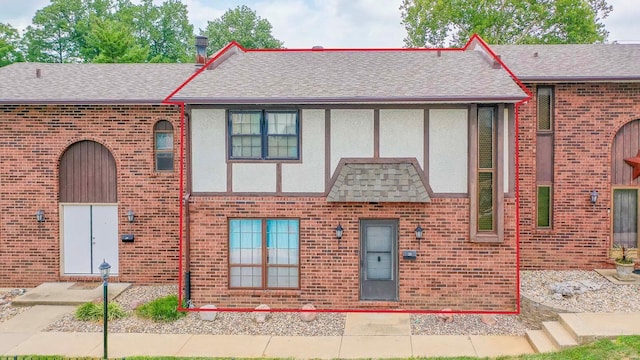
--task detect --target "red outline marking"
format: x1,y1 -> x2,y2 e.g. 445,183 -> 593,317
163,34 -> 530,314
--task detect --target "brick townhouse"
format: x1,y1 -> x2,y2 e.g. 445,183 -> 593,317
0,36 -> 638,312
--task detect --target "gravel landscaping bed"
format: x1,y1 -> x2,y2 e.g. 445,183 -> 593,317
3,270 -> 639,336
43,285 -> 346,336
0,289 -> 30,323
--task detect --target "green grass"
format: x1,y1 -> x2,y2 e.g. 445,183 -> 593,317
74,301 -> 127,321
135,294 -> 187,322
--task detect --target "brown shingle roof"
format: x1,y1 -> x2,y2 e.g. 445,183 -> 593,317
0,62 -> 195,103
170,47 -> 528,103
491,44 -> 640,81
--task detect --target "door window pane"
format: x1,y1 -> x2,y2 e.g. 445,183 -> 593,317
614,189 -> 638,248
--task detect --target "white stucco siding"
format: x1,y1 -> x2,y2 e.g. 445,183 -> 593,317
191,109 -> 227,192
504,107 -> 510,192
429,109 -> 468,193
282,109 -> 325,193
233,163 -> 277,192
330,109 -> 374,175
379,109 -> 424,168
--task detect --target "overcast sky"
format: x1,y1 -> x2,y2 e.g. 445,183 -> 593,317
0,0 -> 638,48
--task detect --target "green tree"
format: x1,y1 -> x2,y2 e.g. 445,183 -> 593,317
22,0 -> 115,62
85,18 -> 148,63
203,5 -> 283,53
400,0 -> 612,47
0,23 -> 24,67
114,0 -> 193,62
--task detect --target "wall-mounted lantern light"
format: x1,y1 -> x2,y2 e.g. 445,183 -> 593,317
36,209 -> 45,223
127,209 -> 135,223
590,190 -> 599,207
415,225 -> 423,241
335,224 -> 343,240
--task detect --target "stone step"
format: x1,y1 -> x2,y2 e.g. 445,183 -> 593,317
542,321 -> 578,349
525,329 -> 559,354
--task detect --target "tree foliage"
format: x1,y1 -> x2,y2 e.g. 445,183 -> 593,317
203,5 -> 283,53
0,23 -> 24,67
400,0 -> 613,47
85,18 -> 148,63
20,0 -> 193,64
1,1 -> 284,65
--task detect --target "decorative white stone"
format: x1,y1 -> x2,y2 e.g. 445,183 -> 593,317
199,304 -> 218,321
480,314 -> 497,325
437,308 -> 454,323
299,303 -> 317,322
253,304 -> 271,323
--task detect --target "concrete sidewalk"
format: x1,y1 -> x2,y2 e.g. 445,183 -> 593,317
0,309 -> 535,358
3,307 -> 640,359
1,332 -> 534,358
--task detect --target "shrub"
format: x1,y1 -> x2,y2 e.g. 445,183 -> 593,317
75,302 -> 127,321
135,294 -> 186,322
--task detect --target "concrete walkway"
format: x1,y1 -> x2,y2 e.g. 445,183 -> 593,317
0,308 -> 536,359
1,299 -> 640,358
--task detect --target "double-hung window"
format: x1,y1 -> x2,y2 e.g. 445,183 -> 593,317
229,110 -> 299,160
229,219 -> 300,289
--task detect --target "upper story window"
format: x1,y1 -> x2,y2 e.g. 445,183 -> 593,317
154,120 -> 174,171
229,110 -> 299,160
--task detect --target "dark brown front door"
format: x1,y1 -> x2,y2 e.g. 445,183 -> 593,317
360,220 -> 398,301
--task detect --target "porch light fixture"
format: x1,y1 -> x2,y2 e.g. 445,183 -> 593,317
335,224 -> 343,240
415,225 -> 424,241
126,209 -> 135,223
35,209 -> 45,223
590,190 -> 599,207
98,259 -> 111,360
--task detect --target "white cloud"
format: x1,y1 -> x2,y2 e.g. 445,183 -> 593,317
603,0 -> 640,43
254,0 -> 405,48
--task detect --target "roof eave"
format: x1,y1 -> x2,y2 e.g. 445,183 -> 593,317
171,95 -> 528,105
518,76 -> 640,82
0,99 -> 168,105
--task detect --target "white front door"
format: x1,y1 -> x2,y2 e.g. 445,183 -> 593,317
62,204 -> 119,275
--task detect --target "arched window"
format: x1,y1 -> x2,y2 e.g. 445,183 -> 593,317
154,120 -> 174,171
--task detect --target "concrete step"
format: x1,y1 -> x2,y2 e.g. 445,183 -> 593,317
542,321 -> 578,349
525,329 -> 558,354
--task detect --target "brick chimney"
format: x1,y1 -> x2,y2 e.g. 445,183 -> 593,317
195,35 -> 208,67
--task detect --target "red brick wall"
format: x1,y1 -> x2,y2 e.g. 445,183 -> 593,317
188,196 -> 518,311
518,83 -> 640,269
0,105 -> 181,287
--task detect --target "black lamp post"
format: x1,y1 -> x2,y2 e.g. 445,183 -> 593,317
99,259 -> 111,360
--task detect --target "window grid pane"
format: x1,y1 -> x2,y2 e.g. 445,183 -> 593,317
155,132 -> 173,150
155,152 -> 173,171
478,172 -> 494,231
267,135 -> 298,158
478,108 -> 494,169
229,219 -> 262,265
267,112 -> 297,135
537,186 -> 552,228
537,88 -> 552,131
231,135 -> 261,158
266,219 -> 299,265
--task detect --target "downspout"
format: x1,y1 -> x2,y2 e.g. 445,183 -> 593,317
184,109 -> 193,305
